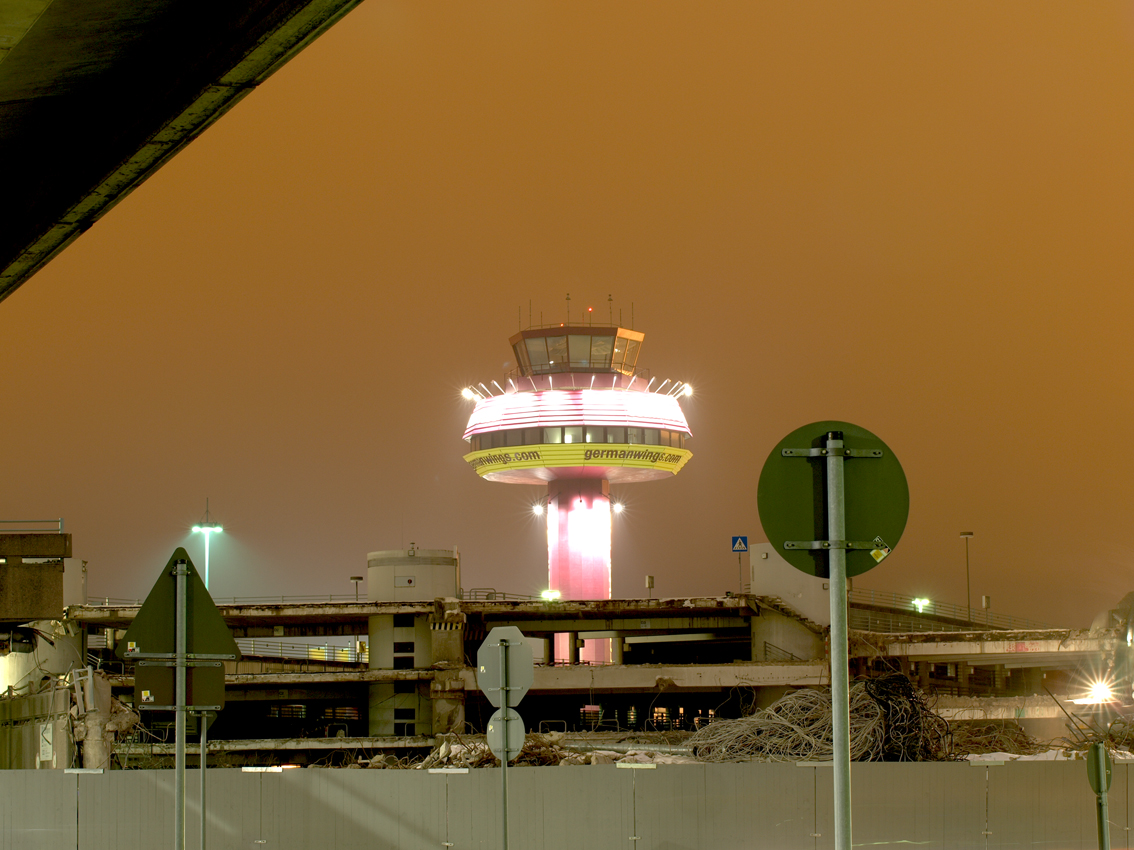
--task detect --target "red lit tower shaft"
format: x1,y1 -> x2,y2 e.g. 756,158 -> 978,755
547,478 -> 611,601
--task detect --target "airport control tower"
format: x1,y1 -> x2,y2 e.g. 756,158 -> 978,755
461,320 -> 693,621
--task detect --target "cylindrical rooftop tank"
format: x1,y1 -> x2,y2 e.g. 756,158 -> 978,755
366,545 -> 460,602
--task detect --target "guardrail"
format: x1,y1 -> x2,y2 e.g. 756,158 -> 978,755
236,639 -> 368,664
84,594 -> 368,607
847,588 -> 1054,631
0,518 -> 64,533
87,632 -> 369,664
463,587 -> 540,602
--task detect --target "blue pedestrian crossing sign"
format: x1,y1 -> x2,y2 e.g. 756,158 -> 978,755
732,536 -> 748,552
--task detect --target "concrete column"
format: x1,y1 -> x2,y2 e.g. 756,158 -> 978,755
917,661 -> 930,691
612,637 -> 624,664
1020,667 -> 1043,695
567,632 -> 579,665
547,479 -> 611,603
958,662 -> 971,696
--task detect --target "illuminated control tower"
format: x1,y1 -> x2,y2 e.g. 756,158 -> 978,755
461,322 -> 693,615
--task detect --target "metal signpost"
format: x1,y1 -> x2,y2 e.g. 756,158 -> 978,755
117,548 -> 240,850
758,421 -> 908,850
1088,742 -> 1113,850
477,626 -> 533,850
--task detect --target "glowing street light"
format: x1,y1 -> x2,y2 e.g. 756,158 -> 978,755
192,499 -> 223,590
612,502 -> 624,514
540,589 -> 561,601
532,503 -> 545,517
912,597 -> 930,614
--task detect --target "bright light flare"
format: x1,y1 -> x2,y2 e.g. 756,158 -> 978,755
912,598 -> 930,613
683,384 -> 693,397
192,522 -> 223,590
1072,680 -> 1116,705
532,503 -> 545,516
540,589 -> 561,601
461,387 -> 477,400
612,502 -> 624,514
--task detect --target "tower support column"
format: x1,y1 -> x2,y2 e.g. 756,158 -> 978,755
546,478 -> 611,601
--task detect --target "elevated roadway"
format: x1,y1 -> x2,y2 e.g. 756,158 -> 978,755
0,0 -> 363,301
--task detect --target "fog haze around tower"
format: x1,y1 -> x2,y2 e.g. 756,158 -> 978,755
1,3 -> 1133,629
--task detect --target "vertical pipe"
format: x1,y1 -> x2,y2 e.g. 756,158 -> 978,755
826,432 -> 851,850
203,533 -> 211,591
175,559 -> 187,850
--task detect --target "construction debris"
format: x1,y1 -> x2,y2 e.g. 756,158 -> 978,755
687,675 -> 954,763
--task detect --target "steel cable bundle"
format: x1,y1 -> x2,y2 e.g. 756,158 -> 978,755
862,673 -> 953,761
688,684 -> 885,762
689,675 -> 954,763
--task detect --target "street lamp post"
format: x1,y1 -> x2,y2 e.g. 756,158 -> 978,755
350,576 -> 364,601
960,531 -> 974,623
192,500 -> 223,591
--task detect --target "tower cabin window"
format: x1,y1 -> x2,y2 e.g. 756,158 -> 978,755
472,427 -> 686,450
514,329 -> 641,377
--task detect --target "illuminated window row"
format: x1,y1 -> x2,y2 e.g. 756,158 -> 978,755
513,332 -> 642,377
469,426 -> 687,452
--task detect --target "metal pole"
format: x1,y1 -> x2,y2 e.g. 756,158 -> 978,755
500,638 -> 510,850
738,552 -> 743,594
174,559 -> 188,850
200,714 -> 207,850
826,432 -> 851,850
965,536 -> 970,623
1092,742 -> 1111,850
203,533 -> 210,591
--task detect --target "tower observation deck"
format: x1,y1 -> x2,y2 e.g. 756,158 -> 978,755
461,323 -> 693,645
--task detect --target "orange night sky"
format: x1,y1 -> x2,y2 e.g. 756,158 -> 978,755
2,3 -> 1132,627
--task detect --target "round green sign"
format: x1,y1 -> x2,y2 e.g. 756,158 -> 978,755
757,421 -> 909,578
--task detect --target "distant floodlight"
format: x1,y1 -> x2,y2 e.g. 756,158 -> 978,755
912,597 -> 930,614
461,387 -> 476,400
192,500 -> 223,590
540,589 -> 561,601
532,503 -> 545,516
683,384 -> 693,397
612,502 -> 624,514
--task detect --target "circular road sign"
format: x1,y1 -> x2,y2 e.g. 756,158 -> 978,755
486,707 -> 526,763
757,420 -> 909,578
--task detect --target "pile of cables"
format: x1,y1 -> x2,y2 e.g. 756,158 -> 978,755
688,684 -> 884,763
688,674 -> 953,763
862,673 -> 953,761
951,720 -> 1047,756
